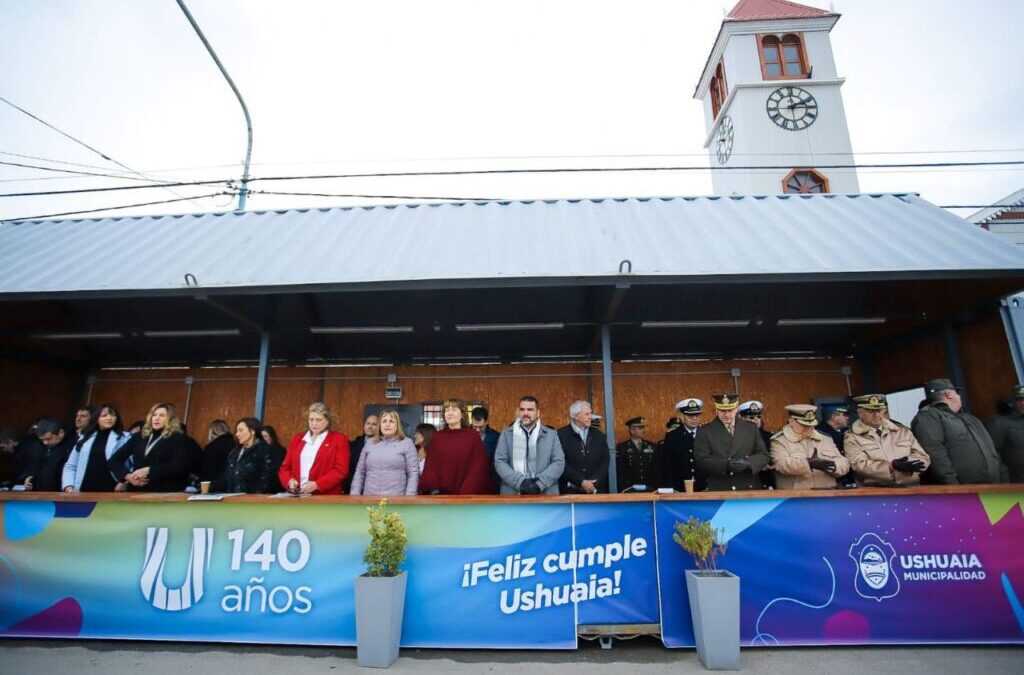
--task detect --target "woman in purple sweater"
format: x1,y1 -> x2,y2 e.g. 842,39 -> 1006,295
350,410 -> 419,496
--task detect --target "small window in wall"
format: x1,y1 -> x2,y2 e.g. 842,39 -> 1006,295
422,402 -> 444,427
760,33 -> 808,80
783,168 -> 829,194
710,60 -> 728,118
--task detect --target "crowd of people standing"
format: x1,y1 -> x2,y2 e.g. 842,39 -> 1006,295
1,377 -> 1020,498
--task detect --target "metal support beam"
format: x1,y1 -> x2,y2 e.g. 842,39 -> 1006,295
601,324 -> 618,494
1000,292 -> 1024,383
254,331 -> 271,420
942,322 -> 969,411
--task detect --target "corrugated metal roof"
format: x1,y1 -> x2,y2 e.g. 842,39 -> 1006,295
1,193 -> 1022,299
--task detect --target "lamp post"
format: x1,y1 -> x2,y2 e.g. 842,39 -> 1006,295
175,0 -> 253,211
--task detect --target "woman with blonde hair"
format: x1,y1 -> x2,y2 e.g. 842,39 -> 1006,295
107,402 -> 192,492
278,402 -> 350,495
350,410 -> 419,496
419,398 -> 492,495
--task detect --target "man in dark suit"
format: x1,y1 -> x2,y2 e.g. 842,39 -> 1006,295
661,398 -> 704,491
695,393 -> 771,491
557,400 -> 609,494
343,414 -> 380,494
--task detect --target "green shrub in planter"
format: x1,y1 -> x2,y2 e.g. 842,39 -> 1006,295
673,516 -> 728,571
363,498 -> 407,577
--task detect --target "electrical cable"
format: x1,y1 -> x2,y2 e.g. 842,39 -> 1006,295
3,158 -> 1024,199
0,94 -> 212,208
250,189 -> 498,201
2,192 -> 231,222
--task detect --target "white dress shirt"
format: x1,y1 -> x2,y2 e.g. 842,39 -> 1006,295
299,430 -> 327,486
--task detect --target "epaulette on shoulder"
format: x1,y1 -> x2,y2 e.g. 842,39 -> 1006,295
770,430 -> 784,441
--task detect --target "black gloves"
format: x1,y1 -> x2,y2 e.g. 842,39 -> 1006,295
808,449 -> 837,474
892,457 -> 927,474
519,478 -> 542,495
727,457 -> 751,473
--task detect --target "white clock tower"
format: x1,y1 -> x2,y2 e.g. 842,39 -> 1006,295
696,0 -> 859,195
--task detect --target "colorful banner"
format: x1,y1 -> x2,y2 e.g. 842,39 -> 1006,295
574,501 -> 660,626
656,493 -> 1024,647
0,499 -> 661,648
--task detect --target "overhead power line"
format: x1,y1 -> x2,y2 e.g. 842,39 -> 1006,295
3,158 -> 1024,199
2,192 -> 231,222
0,94 -> 210,208
250,189 -> 497,201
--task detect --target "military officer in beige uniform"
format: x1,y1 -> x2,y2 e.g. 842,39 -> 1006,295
771,404 -> 850,489
845,394 -> 930,485
694,393 -> 770,491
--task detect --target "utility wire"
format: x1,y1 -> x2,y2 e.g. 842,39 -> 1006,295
0,159 -> 170,182
2,192 -> 231,222
0,94 -> 210,208
250,189 -> 498,201
3,158 -> 1024,199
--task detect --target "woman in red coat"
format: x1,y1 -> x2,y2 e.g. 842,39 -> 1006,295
278,402 -> 350,495
419,398 -> 493,495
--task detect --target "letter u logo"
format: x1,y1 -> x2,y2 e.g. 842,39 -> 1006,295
140,527 -> 214,611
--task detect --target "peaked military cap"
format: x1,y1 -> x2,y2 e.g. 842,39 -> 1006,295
666,417 -> 682,431
738,400 -> 764,417
853,393 -> 888,411
625,416 -> 646,427
1012,384 -> 1024,400
923,378 -> 962,395
712,393 -> 740,411
676,398 -> 703,414
785,404 -> 818,426
822,404 -> 848,417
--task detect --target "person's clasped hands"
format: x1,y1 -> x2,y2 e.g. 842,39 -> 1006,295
519,478 -> 542,495
808,449 -> 837,474
727,457 -> 751,473
892,456 -> 927,473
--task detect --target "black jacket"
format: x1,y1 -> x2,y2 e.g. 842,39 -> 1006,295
108,431 -> 192,492
200,433 -> 235,482
660,425 -> 701,491
615,438 -> 661,491
32,435 -> 77,492
213,441 -> 275,494
556,425 -> 609,494
913,403 -> 1006,484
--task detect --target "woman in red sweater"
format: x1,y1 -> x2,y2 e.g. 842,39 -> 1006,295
278,402 -> 350,495
419,398 -> 493,495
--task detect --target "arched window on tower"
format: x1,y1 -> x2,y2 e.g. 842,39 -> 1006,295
710,60 -> 728,118
760,34 -> 808,80
782,169 -> 829,194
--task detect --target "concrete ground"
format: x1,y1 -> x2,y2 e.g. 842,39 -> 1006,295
1,637 -> 1021,674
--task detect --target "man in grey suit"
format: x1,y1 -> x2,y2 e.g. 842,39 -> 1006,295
495,396 -> 566,495
694,393 -> 771,491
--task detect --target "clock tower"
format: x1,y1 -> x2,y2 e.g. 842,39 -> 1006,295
696,0 -> 859,195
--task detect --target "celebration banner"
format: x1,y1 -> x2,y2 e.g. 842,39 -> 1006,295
574,501 -> 660,626
656,492 -> 1024,647
0,499 -> 659,648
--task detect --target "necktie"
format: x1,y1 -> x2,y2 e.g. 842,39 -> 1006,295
876,429 -> 883,439
726,424 -> 734,436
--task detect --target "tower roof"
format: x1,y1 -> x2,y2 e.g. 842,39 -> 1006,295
725,0 -> 837,22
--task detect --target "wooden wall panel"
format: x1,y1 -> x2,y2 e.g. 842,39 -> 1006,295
957,315 -> 1016,419
89,370 -> 190,431
51,358 -> 862,445
872,334 -> 946,396
0,359 -> 80,431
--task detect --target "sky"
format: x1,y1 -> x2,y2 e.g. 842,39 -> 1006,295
1,0 -> 1022,222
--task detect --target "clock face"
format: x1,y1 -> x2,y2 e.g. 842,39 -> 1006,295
715,115 -> 734,165
766,86 -> 818,131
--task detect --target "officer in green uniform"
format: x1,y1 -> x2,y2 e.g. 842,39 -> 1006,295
694,393 -> 771,491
